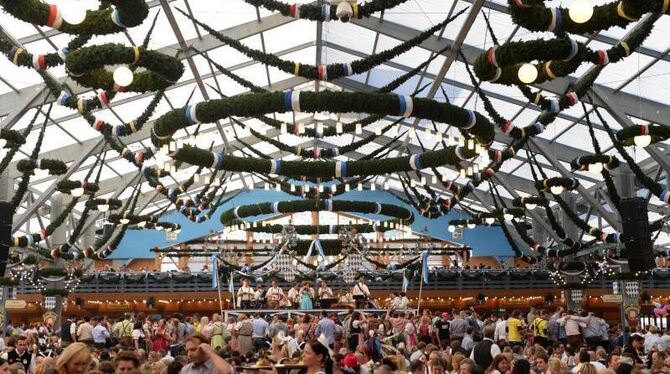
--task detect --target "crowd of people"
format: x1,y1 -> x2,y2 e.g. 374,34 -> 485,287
0,305 -> 664,374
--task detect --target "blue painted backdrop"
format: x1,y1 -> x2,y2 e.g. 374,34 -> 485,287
109,190 -> 515,259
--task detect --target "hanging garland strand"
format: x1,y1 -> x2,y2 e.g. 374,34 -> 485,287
177,6 -> 466,81
0,0 -> 149,35
11,103 -> 53,212
195,44 -> 446,138
581,101 -> 621,210
487,179 -> 531,262
0,33 -> 91,73
0,105 -> 41,174
242,0 -> 409,21
590,101 -> 670,204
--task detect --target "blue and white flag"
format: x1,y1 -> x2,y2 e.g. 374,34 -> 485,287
421,250 -> 429,284
211,255 -> 219,289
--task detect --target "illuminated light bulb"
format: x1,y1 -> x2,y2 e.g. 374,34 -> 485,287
588,162 -> 603,174
357,183 -> 363,191
0,139 -> 6,148
336,122 -> 343,134
525,203 -> 537,210
61,1 -> 87,25
71,187 -> 84,197
281,123 -> 287,133
137,221 -> 146,228
113,66 -> 134,87
467,222 -> 476,229
569,0 -> 594,24
503,213 -> 514,221
448,225 -> 456,233
517,64 -> 538,84
634,134 -> 652,148
356,123 -> 362,134
485,217 -> 495,225
98,204 -> 110,212
550,185 -> 564,195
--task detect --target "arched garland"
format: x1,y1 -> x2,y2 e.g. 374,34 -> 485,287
178,7 -> 465,81
219,199 -> 414,226
0,0 -> 149,35
242,0 -> 409,22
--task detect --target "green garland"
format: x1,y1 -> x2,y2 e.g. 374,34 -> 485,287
16,159 -> 68,176
615,124 -> 670,146
220,199 -> 413,226
37,268 -> 83,278
242,0 -> 409,21
0,0 -> 149,35
0,278 -> 18,286
511,196 -> 548,207
508,0 -> 668,35
570,154 -> 620,171
241,221 -> 404,235
65,44 -> 184,92
56,180 -> 99,195
12,197 -> 80,248
85,198 -> 123,211
178,6 -> 465,81
41,289 -> 70,297
0,128 -> 26,149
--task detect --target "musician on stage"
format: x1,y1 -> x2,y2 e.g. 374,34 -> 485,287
266,280 -> 285,308
237,278 -> 255,309
286,282 -> 301,307
318,280 -> 335,308
352,277 -> 371,308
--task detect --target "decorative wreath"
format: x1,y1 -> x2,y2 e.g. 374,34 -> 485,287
151,90 -> 495,146
476,207 -> 524,220
238,221 -> 403,235
570,154 -> 620,171
615,124 -> 670,146
107,213 -> 158,225
16,159 -> 68,176
56,180 -> 99,195
242,0 -> 409,22
512,196 -> 548,208
85,198 -> 123,211
220,199 -> 414,226
0,0 -> 150,35
65,44 -> 184,92
535,177 -> 579,194
0,128 -> 26,149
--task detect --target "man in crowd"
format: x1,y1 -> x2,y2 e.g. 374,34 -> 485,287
181,335 -> 232,374
316,310 -> 336,347
114,351 -> 140,374
251,313 -> 268,352
470,325 -> 500,370
4,335 -> 31,372
61,315 -> 77,346
77,316 -> 94,345
92,316 -> 110,348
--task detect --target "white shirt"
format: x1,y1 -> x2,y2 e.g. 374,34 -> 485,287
287,287 -> 301,303
399,296 -> 409,309
571,362 -> 605,374
645,334 -> 661,353
494,319 -> 507,342
390,296 -> 402,309
132,329 -> 145,341
352,282 -> 370,297
237,286 -> 254,300
318,287 -> 334,299
267,286 -> 284,301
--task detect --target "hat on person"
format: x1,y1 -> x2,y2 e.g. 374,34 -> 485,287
630,332 -> 645,340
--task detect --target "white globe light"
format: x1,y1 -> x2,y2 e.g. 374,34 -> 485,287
485,217 -> 495,225
550,185 -> 564,195
155,225 -> 163,231
634,135 -> 652,148
525,203 -> 537,210
569,0 -> 594,24
71,187 -> 84,197
517,64 -> 538,84
119,218 -> 130,224
33,168 -> 49,179
113,66 -> 134,87
587,162 -> 603,174
448,225 -> 456,233
0,139 -> 7,148
98,204 -> 110,212
503,213 -> 514,221
467,223 -> 476,229
61,2 -> 87,25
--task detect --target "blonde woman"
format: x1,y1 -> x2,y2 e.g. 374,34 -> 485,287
55,343 -> 92,374
209,314 -> 225,350
577,363 -> 596,374
199,316 -> 211,339
547,358 -> 567,374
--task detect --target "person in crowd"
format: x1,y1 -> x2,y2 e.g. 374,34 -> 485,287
287,283 -> 301,307
54,343 -> 91,374
351,278 -> 370,309
471,325 -> 501,370
506,311 -> 525,347
266,280 -> 285,309
300,339 -> 334,374
234,314 -> 253,356
300,282 -> 315,310
113,351 -> 139,374
623,333 -> 645,365
251,313 -> 269,353
181,335 -> 231,374
4,336 -> 30,372
487,355 -> 511,374
317,281 -> 334,306
76,318 -> 94,346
